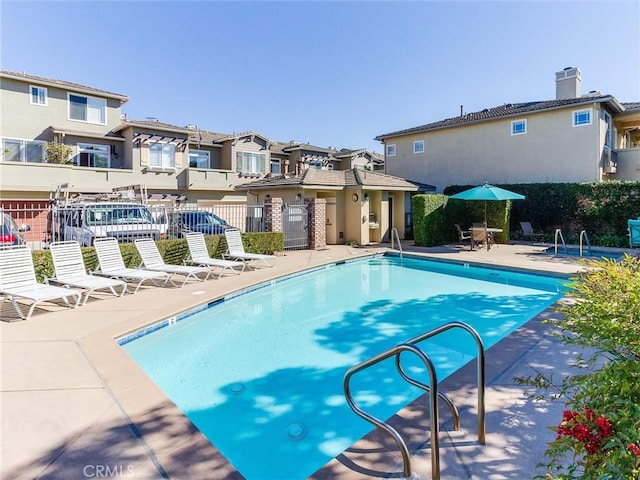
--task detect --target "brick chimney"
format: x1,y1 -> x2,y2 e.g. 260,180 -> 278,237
555,67 -> 581,99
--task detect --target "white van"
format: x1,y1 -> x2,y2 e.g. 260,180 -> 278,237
58,202 -> 168,246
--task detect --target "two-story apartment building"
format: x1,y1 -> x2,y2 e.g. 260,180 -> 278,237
375,67 -> 640,192
1,70 -> 409,247
0,70 -> 385,204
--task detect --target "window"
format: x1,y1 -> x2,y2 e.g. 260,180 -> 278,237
149,142 -> 176,168
573,108 -> 592,127
189,150 -> 210,168
511,119 -> 527,135
270,158 -> 281,174
236,151 -> 266,174
386,144 -> 396,157
308,160 -> 324,170
1,138 -> 45,162
68,93 -> 106,124
76,143 -> 110,168
30,86 -> 47,106
327,163 -> 334,170
413,140 -> 424,154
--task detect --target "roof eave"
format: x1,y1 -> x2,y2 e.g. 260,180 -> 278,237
375,96 -> 623,141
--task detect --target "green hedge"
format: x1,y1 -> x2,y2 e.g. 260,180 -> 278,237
413,192 -> 513,246
503,181 -> 640,246
31,232 -> 284,283
439,181 -> 640,247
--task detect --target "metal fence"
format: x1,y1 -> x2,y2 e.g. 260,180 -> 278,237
1,201 -> 308,251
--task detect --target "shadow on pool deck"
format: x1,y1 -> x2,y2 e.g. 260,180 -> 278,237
0,243 -> 604,480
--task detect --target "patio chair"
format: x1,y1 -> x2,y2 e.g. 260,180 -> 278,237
93,237 -> 175,293
135,238 -> 212,286
185,232 -> 246,277
520,222 -> 545,244
0,244 -> 81,320
455,224 -> 472,247
223,229 -> 277,268
471,227 -> 490,251
47,241 -> 127,305
628,219 -> 640,248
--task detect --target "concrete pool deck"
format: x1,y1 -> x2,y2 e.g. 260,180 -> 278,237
0,242 -> 623,479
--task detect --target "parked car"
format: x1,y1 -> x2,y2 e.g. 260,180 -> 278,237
168,211 -> 234,238
52,202 -> 168,247
0,213 -> 30,246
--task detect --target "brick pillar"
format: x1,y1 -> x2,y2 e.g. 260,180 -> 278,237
264,197 -> 283,232
306,198 -> 327,250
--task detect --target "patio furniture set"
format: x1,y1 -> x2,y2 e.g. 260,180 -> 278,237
0,229 -> 276,320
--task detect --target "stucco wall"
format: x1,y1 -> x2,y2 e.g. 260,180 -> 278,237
384,105 -> 604,192
0,77 -> 122,140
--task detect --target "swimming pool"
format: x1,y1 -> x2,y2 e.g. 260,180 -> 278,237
120,255 -> 565,479
544,246 -> 622,260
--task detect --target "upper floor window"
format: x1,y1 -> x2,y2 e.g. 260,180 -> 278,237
30,86 -> 47,106
308,160 -> 324,170
236,151 -> 266,174
189,149 -> 210,169
68,93 -> 106,124
149,142 -> 176,168
413,140 -> 424,154
76,143 -> 110,168
573,108 -> 592,127
511,119 -> 527,136
1,138 -> 46,163
386,144 -> 396,157
270,158 -> 281,174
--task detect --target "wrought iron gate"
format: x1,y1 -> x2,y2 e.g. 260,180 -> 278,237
282,204 -> 309,250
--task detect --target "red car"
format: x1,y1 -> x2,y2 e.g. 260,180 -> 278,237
0,213 -> 30,246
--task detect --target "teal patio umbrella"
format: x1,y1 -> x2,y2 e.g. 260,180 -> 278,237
449,183 -> 525,227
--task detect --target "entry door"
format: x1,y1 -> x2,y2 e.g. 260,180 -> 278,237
383,197 -> 394,242
325,200 -> 337,244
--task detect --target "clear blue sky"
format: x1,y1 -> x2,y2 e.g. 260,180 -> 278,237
2,1 -> 639,153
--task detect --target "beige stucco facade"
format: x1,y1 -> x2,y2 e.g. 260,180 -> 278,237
383,104 -> 618,192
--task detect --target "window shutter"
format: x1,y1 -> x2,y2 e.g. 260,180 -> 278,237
236,152 -> 242,172
261,155 -> 267,173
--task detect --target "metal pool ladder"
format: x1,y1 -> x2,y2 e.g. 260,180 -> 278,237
391,227 -> 403,259
579,230 -> 591,257
343,321 -> 486,480
554,228 -> 568,255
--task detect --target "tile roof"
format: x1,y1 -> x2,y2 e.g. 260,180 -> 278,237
375,95 -> 626,140
114,119 -> 193,134
235,168 -> 420,191
0,69 -> 128,101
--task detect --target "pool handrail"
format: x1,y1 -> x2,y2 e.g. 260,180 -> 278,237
343,321 -> 486,480
579,230 -> 591,257
403,321 -> 486,445
344,343 -> 437,480
391,227 -> 403,259
554,229 -> 568,255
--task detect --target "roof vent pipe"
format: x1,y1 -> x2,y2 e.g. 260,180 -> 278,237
460,105 -> 464,117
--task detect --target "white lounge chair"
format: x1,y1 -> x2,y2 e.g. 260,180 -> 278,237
0,245 -> 81,320
93,237 -> 174,293
185,232 -> 246,277
223,229 -> 277,268
48,241 -> 127,304
135,238 -> 212,286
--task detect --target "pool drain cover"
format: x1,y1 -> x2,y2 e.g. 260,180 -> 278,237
229,382 -> 245,395
287,423 -> 306,440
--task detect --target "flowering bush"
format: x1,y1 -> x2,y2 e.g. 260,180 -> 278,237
556,407 -> 613,456
516,255 -> 640,480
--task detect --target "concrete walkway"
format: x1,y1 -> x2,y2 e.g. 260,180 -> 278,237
0,243 -> 611,479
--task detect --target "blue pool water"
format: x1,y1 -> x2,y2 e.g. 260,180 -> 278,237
121,256 -> 565,480
544,247 -> 622,260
